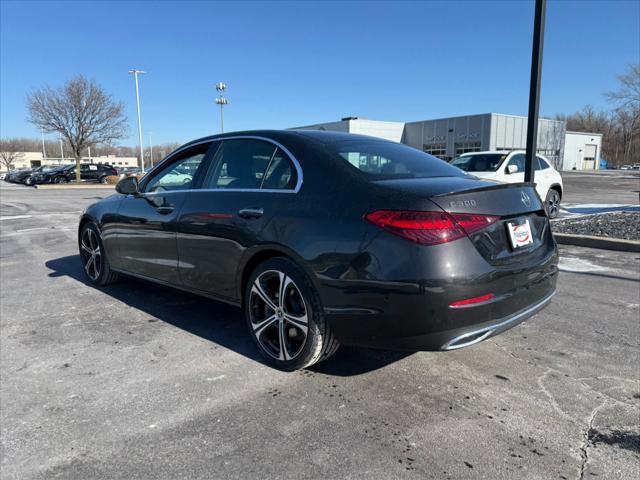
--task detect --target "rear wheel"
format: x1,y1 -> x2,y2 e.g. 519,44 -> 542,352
545,189 -> 561,219
54,176 -> 68,184
79,223 -> 119,286
24,176 -> 33,186
244,257 -> 338,371
99,176 -> 109,184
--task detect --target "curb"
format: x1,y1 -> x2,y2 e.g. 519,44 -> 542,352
553,233 -> 640,252
35,184 -> 115,190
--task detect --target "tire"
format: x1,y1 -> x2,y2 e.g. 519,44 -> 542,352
79,222 -> 119,286
24,176 -> 33,186
54,176 -> 68,184
244,257 -> 339,371
545,188 -> 561,219
99,176 -> 109,185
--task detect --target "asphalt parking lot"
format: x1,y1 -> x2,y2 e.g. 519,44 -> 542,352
1,175 -> 639,479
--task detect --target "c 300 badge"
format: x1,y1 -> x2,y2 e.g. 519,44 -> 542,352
449,199 -> 477,208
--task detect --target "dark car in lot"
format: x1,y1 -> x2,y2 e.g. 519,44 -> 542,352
78,130 -> 558,370
4,167 -> 35,183
29,164 -> 74,184
33,163 -> 118,184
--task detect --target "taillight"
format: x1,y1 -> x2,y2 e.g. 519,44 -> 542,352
365,210 -> 499,246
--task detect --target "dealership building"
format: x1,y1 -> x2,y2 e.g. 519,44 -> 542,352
296,113 -> 602,170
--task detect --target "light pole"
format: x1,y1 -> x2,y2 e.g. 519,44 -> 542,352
59,133 -> 64,163
41,129 -> 47,163
215,82 -> 228,133
88,146 -> 92,162
524,0 -> 546,183
129,69 -> 146,173
149,131 -> 154,167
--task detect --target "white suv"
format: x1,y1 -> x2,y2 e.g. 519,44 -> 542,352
451,150 -> 563,218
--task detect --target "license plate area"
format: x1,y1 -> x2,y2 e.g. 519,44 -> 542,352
507,218 -> 534,249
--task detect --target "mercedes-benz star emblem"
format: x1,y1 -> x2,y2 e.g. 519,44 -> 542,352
521,191 -> 531,208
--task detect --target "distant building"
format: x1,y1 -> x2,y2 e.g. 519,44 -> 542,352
0,152 -> 138,171
562,131 -> 602,171
294,113 -> 603,171
294,117 -> 405,143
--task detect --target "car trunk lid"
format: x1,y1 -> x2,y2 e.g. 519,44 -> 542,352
374,176 -> 552,265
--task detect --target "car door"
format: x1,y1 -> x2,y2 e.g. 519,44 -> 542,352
115,142 -> 214,284
533,155 -> 553,198
177,137 -> 300,301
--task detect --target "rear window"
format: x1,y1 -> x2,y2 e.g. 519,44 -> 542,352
451,153 -> 507,172
331,140 -> 466,180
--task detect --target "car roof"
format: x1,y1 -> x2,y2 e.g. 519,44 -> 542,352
178,129 -> 392,151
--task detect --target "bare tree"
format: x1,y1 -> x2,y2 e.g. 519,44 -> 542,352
26,76 -> 128,181
606,64 -> 640,109
0,139 -> 24,171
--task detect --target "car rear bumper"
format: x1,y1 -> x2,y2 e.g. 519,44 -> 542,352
321,234 -> 558,351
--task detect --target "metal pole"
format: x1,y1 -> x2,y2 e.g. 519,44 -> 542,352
220,103 -> 224,133
41,129 -> 47,163
88,146 -> 91,162
149,132 -> 154,167
524,0 -> 546,184
129,69 -> 146,173
59,133 -> 64,162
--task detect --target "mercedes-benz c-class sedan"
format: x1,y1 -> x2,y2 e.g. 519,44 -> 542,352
78,130 -> 558,370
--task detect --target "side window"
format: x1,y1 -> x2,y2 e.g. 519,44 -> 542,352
507,153 -> 525,173
262,148 -> 298,190
144,144 -> 210,193
536,156 -> 550,170
205,139 -> 276,189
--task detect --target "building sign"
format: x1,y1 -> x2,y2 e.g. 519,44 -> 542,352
457,132 -> 480,140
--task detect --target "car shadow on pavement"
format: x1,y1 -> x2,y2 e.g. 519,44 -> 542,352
45,255 -> 411,376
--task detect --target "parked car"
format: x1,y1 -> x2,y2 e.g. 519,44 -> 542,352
450,151 -> 564,218
78,131 -> 558,370
37,163 -> 118,184
0,172 -> 7,181
5,167 -> 36,184
23,165 -> 72,185
29,164 -> 74,184
116,166 -> 142,178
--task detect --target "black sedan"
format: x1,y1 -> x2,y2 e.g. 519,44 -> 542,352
78,130 -> 558,370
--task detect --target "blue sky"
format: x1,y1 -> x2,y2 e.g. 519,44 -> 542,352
1,0 -> 638,145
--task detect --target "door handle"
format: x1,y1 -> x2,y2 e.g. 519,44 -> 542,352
238,207 -> 264,219
156,206 -> 175,215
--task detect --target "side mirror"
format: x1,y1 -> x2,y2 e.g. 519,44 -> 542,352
506,164 -> 519,174
116,176 -> 139,195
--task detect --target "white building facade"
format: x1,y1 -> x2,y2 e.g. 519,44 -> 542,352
562,131 -> 602,170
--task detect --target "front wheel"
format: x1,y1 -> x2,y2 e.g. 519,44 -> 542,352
23,176 -> 33,186
244,257 -> 339,371
545,189 -> 561,219
54,176 -> 68,184
79,223 -> 119,286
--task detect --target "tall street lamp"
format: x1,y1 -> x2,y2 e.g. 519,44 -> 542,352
59,133 -> 64,163
149,131 -> 154,167
41,129 -> 47,163
129,69 -> 146,173
215,82 -> 228,133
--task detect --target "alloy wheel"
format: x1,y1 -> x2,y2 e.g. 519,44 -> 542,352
547,190 -> 560,218
249,270 -> 309,361
80,228 -> 102,281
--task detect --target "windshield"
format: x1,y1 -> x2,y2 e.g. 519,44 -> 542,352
331,140 -> 466,180
450,153 -> 507,172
